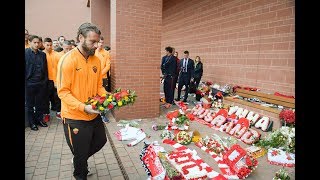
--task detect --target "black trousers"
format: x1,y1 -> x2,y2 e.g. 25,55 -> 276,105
177,73 -> 191,100
107,70 -> 111,92
47,80 -> 61,112
25,83 -> 47,126
172,76 -> 178,100
63,116 -> 107,180
163,75 -> 175,104
102,78 -> 109,92
194,77 -> 201,89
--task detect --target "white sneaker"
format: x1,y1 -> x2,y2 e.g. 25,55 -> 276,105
71,157 -> 93,176
87,167 -> 93,176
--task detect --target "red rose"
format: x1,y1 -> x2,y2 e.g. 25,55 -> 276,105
98,96 -> 106,104
107,104 -> 114,109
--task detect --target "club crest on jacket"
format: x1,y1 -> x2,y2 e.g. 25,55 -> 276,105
93,66 -> 97,73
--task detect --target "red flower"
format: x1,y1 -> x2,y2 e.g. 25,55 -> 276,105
195,90 -> 202,95
279,109 -> 295,124
206,81 -> 213,86
98,96 -> 106,104
114,93 -> 122,101
107,103 -> 114,109
271,150 -> 279,156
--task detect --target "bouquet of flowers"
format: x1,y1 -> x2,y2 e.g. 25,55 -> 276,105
279,109 -> 295,127
222,144 -> 258,179
255,126 -> 295,153
273,168 -> 291,180
200,136 -> 227,155
85,88 -> 137,113
158,152 -> 183,179
166,110 -> 190,130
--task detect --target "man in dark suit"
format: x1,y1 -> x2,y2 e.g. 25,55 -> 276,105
25,35 -> 49,131
161,46 -> 177,107
175,50 -> 194,102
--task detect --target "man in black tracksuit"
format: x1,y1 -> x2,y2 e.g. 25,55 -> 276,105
161,46 -> 177,105
25,35 -> 49,131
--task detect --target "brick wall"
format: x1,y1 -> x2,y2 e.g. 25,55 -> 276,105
110,0 -> 162,120
162,0 -> 295,96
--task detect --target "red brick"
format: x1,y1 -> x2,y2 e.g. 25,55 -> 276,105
285,71 -> 295,84
288,59 -> 295,67
275,25 -> 291,34
273,42 -> 289,50
271,59 -> 288,67
276,8 -> 293,17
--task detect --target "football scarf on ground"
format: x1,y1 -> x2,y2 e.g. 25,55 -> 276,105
162,139 -> 227,180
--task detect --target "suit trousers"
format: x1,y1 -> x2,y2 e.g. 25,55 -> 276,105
177,73 -> 191,100
25,83 -> 47,126
163,75 -> 175,104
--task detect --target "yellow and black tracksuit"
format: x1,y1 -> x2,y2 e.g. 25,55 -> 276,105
95,48 -> 111,91
56,47 -> 107,179
45,50 -> 61,112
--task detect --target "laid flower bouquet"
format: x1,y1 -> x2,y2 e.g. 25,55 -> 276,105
175,131 -> 193,145
273,168 -> 291,180
85,88 -> 137,113
222,144 -> 258,179
255,126 -> 295,153
158,152 -> 183,179
279,109 -> 295,127
166,110 -> 190,130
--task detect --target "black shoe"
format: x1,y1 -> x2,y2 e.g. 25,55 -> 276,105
174,98 -> 180,101
38,121 -> 48,127
182,99 -> 187,102
30,124 -> 38,131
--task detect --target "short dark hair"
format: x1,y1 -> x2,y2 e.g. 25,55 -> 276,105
184,50 -> 189,54
77,22 -> 101,40
69,39 -> 75,45
104,46 -> 110,51
44,37 -> 52,43
63,40 -> 72,45
165,46 -> 173,53
28,35 -> 39,42
58,36 -> 65,41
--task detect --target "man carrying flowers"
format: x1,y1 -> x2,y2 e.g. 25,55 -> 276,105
56,23 -> 109,180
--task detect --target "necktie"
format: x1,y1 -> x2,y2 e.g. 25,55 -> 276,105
184,59 -> 188,72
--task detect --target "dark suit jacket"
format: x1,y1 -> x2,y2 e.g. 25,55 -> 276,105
25,48 -> 48,86
179,58 -> 194,80
161,55 -> 177,77
194,61 -> 203,79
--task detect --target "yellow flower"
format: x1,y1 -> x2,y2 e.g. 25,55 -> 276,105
117,101 -> 123,107
107,98 -> 113,102
124,97 -> 129,101
108,95 -> 113,99
101,93 -> 106,97
92,101 -> 98,105
99,106 -> 105,111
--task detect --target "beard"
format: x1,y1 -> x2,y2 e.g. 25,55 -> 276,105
82,41 -> 96,56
